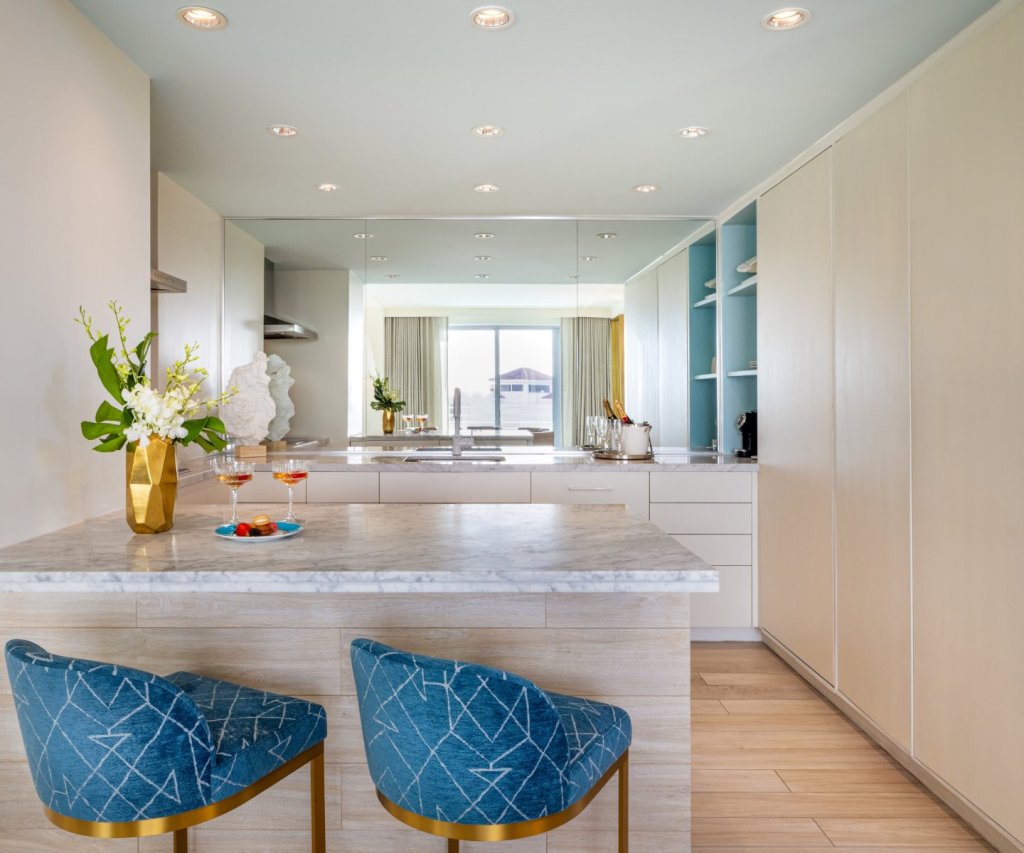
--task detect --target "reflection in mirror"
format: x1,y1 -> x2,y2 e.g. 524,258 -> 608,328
223,217 -> 709,451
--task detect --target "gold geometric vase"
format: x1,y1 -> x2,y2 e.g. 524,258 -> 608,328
125,436 -> 178,533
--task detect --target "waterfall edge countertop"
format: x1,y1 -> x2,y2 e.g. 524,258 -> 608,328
0,503 -> 718,594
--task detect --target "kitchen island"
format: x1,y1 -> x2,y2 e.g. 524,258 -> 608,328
0,502 -> 714,852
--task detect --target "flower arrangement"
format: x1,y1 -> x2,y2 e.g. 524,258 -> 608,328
369,374 -> 406,413
77,301 -> 231,452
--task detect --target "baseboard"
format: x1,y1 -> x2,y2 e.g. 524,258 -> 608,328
691,627 -> 762,642
760,630 -> 1023,853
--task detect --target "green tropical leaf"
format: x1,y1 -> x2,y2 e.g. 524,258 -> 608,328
94,434 -> 127,452
194,434 -> 216,452
134,331 -> 156,367
81,420 -> 125,440
94,400 -> 123,423
88,335 -> 124,404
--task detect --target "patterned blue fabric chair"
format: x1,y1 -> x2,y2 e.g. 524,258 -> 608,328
5,639 -> 327,853
351,638 -> 631,851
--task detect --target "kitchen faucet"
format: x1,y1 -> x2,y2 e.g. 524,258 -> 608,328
451,387 -> 474,457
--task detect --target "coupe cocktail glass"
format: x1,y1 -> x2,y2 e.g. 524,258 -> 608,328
271,459 -> 309,523
213,459 -> 255,526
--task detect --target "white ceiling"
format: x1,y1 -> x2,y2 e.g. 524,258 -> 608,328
71,0 -> 996,219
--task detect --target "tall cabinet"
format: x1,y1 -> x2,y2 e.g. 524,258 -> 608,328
757,149 -> 836,684
834,94 -> 912,749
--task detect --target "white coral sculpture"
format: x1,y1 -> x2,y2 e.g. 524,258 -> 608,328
220,352 -> 275,445
266,354 -> 296,442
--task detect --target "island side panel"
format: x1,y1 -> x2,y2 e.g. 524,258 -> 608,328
0,591 -> 692,853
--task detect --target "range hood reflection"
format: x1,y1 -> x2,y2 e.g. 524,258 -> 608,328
263,314 -> 318,341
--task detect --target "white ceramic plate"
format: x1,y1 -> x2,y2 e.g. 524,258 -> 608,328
214,520 -> 303,542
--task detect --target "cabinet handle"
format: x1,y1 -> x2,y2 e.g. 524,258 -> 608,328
567,486 -> 614,492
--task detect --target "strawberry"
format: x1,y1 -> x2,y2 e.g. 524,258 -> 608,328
234,523 -> 251,537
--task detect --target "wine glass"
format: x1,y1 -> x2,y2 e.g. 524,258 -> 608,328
213,459 -> 255,526
272,459 -> 309,523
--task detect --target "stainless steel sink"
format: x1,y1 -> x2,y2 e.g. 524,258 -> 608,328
401,455 -> 505,463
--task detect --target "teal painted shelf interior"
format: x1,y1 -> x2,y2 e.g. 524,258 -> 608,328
720,201 -> 758,455
688,234 -> 718,449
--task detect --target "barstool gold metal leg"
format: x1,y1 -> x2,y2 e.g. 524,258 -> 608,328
173,827 -> 188,853
618,749 -> 629,853
448,839 -> 460,852
311,748 -> 326,853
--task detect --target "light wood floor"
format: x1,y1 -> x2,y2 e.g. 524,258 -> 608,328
690,642 -> 992,851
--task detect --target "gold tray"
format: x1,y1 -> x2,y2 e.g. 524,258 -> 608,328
592,449 -> 656,461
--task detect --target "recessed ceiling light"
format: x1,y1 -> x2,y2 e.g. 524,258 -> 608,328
474,256 -> 493,261
580,256 -> 598,262
596,232 -> 617,240
472,124 -> 504,137
474,183 -> 500,193
269,125 -> 299,137
470,7 -> 515,29
353,233 -> 374,239
176,6 -> 227,29
633,184 -> 659,193
762,7 -> 812,30
475,273 -> 490,280
316,183 -> 338,192
677,126 -> 709,138
369,256 -> 388,262
385,274 -> 400,279
474,232 -> 495,239
567,274 -> 579,281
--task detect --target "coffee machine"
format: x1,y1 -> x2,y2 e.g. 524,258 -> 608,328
735,410 -> 757,458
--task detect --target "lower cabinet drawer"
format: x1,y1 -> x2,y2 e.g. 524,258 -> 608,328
530,472 -> 650,519
379,472 -> 531,503
691,565 -> 753,628
670,534 -> 752,566
650,503 -> 751,534
650,471 -> 753,503
305,472 -> 380,503
178,472 -> 305,504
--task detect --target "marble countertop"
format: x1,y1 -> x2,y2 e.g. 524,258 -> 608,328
0,503 -> 718,594
180,449 -> 758,479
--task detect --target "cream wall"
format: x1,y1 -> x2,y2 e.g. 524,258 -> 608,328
152,173 -> 224,467
222,222 -> 265,386
265,271 -> 350,445
0,0 -> 149,548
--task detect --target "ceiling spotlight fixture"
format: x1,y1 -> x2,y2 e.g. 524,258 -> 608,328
470,6 -> 515,29
472,124 -> 504,137
567,274 -> 579,281
385,274 -> 400,279
475,273 -> 490,280
580,256 -> 598,262
176,6 -> 227,29
474,183 -> 500,193
474,232 -> 495,239
269,125 -> 299,137
353,233 -> 374,239
596,232 -> 617,240
677,126 -> 709,138
762,7 -> 812,30
474,255 -> 493,261
369,256 -> 389,262
633,184 -> 659,193
316,183 -> 338,192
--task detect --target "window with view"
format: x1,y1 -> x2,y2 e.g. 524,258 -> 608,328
448,326 -> 558,437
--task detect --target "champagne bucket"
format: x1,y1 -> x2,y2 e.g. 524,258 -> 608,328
620,423 -> 652,455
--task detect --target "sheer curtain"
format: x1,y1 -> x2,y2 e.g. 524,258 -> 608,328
384,317 -> 449,431
560,317 -> 612,447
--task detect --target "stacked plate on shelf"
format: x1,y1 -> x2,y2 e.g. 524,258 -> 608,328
737,256 -> 758,274
748,360 -> 758,370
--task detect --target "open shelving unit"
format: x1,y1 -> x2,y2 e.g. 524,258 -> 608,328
687,232 -> 718,449
719,201 -> 758,455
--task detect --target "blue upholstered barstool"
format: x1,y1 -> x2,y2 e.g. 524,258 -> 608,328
5,639 -> 327,852
351,638 -> 631,851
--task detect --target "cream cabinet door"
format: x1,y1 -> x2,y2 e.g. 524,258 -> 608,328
834,94 -> 911,749
758,149 -> 836,684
